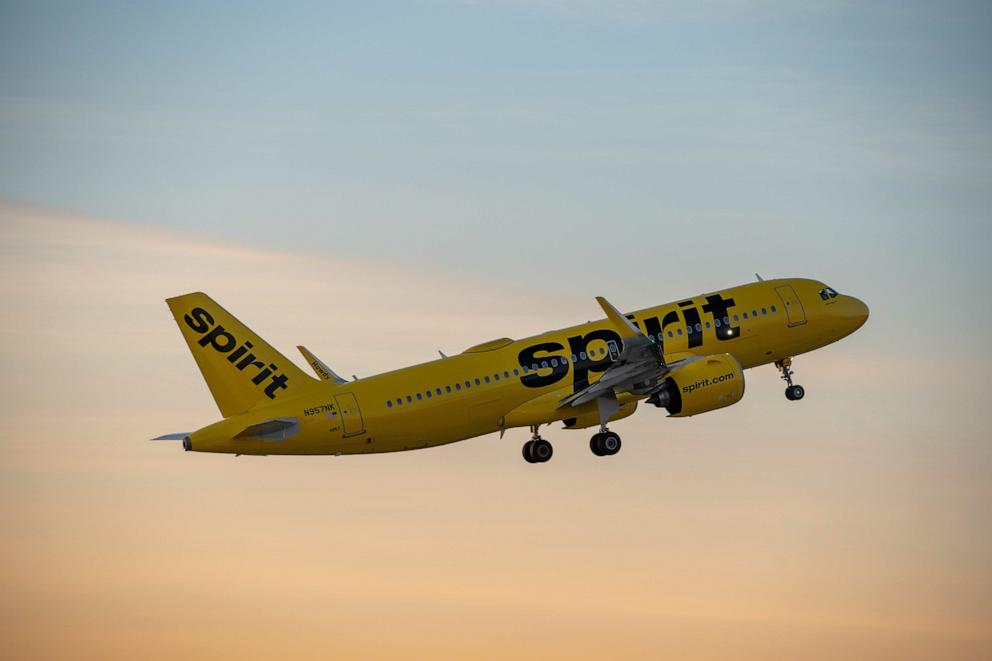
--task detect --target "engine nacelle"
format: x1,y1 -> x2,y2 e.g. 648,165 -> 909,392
654,354 -> 745,417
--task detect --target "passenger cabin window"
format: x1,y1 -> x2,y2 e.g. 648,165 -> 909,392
455,383 -> 461,391
436,387 -> 442,395
387,400 -> 393,408
770,306 -> 776,313
761,307 -> 767,315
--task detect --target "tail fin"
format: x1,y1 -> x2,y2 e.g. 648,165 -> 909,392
166,292 -> 321,417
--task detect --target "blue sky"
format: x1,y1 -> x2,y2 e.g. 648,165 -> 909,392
1,1 -> 989,310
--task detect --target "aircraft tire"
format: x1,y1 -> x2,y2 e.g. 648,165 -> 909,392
590,433 -> 605,456
601,432 -> 622,456
531,438 -> 553,463
786,385 -> 805,401
522,440 -> 538,463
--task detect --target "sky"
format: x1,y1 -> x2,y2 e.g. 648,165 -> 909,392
1,1 -> 991,659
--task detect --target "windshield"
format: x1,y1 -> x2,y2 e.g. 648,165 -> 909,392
818,286 -> 839,301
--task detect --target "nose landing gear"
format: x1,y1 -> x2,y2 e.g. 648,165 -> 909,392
776,358 -> 805,401
523,426 -> 553,463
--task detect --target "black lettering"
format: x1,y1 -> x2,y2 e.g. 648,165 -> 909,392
197,325 -> 237,352
184,307 -> 214,334
568,329 -> 621,391
701,294 -> 739,341
227,340 -> 253,363
251,363 -> 277,384
265,373 -> 289,397
679,300 -> 703,349
518,342 -> 568,388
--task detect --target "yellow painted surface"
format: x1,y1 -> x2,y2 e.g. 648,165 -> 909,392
170,278 -> 868,456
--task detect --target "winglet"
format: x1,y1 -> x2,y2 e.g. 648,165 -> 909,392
595,296 -> 642,339
297,346 -> 347,384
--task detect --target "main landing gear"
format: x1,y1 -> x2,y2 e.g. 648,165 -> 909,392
590,429 -> 621,457
521,424 -> 623,462
776,358 -> 805,401
522,426 -> 553,464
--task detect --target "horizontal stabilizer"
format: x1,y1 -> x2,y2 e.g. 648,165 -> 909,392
235,417 -> 300,442
151,432 -> 190,441
297,345 -> 348,384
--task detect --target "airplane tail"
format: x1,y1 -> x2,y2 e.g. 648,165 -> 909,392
166,292 -> 322,417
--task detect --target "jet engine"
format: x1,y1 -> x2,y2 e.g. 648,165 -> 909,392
646,354 -> 745,417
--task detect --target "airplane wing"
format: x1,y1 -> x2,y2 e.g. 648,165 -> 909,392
297,345 -> 348,384
559,296 -> 673,409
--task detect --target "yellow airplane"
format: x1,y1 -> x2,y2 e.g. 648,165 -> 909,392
154,277 -> 868,462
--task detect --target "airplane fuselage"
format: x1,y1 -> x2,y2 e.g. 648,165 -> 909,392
182,277 -> 868,456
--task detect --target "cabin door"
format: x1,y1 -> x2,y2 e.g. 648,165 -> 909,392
775,285 -> 807,327
334,393 -> 366,437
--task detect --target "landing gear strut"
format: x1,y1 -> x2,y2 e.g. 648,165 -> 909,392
523,425 -> 553,463
590,427 -> 622,457
776,358 -> 805,401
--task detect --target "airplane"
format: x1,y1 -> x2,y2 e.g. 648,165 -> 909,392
154,277 -> 868,463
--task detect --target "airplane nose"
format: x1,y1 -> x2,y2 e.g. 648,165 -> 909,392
844,296 -> 869,331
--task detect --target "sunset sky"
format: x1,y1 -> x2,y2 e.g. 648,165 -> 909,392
1,2 -> 990,659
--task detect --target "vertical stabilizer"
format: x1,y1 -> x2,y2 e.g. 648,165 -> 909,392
166,292 -> 321,417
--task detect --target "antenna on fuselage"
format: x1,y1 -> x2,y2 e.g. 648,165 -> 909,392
439,350 -> 447,358
755,273 -> 765,282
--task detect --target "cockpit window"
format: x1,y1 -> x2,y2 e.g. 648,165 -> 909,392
818,287 -> 839,301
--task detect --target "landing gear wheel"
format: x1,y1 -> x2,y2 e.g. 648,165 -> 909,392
590,431 -> 622,456
785,384 -> 805,401
523,440 -> 537,463
530,438 -> 553,462
776,358 -> 805,402
601,431 -> 621,455
523,438 -> 552,463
